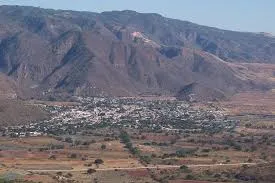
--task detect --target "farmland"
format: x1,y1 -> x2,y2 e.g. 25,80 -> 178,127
0,93 -> 275,182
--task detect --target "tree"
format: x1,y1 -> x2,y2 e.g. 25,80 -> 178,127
180,165 -> 191,173
64,137 -> 73,143
185,174 -> 195,180
94,159 -> 104,165
74,140 -> 81,146
70,153 -> 77,159
140,155 -> 152,164
101,144 -> 106,150
180,165 -> 188,170
87,169 -> 96,174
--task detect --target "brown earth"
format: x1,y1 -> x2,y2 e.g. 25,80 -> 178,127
0,99 -> 48,126
221,91 -> 275,115
237,162 -> 275,183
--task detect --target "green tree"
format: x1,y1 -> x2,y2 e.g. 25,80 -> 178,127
101,144 -> 106,150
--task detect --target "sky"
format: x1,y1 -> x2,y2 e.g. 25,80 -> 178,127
0,0 -> 274,33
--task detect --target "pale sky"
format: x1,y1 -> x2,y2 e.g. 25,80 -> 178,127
0,0 -> 274,33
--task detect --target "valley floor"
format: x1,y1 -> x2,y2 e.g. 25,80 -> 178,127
0,92 -> 275,183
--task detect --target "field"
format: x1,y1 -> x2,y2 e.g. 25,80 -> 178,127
0,93 -> 275,182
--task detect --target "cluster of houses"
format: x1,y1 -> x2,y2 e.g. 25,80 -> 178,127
1,97 -> 237,137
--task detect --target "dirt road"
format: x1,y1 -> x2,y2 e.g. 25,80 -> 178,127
27,162 -> 258,173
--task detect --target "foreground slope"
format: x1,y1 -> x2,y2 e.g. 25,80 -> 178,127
0,6 -> 274,100
0,99 -> 48,127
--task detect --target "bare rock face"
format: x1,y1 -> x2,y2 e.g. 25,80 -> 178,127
0,6 -> 274,101
0,74 -> 17,99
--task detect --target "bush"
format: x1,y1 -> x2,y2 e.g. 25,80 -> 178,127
176,148 -> 196,157
94,159 -> 104,165
48,155 -> 56,160
70,153 -> 77,159
87,169 -> 96,174
64,137 -> 73,143
101,144 -> 106,150
85,162 -> 93,167
82,141 -> 91,146
180,165 -> 188,170
234,144 -> 242,151
242,164 -> 249,169
74,140 -> 81,146
201,148 -> 211,153
140,156 -> 152,164
180,165 -> 191,173
65,173 -> 73,178
120,131 -> 131,144
185,174 -> 195,180
51,144 -> 64,149
54,136 -> 63,141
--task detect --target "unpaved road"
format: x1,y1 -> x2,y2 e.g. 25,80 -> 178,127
27,162 -> 258,172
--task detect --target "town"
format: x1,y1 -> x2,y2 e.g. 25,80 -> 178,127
1,97 -> 237,138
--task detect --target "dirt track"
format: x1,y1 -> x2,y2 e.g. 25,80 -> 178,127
27,162 -> 258,172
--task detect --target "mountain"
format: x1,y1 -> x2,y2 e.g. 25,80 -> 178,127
0,5 -> 274,101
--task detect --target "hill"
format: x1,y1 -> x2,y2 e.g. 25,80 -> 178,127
0,6 -> 274,101
0,99 -> 49,127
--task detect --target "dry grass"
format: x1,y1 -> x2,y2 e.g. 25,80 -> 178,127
0,137 -> 141,171
0,99 -> 49,127
221,91 -> 275,115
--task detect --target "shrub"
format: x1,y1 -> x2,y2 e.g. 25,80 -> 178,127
65,173 -> 73,178
185,174 -> 195,180
74,140 -> 81,146
51,144 -> 65,149
87,169 -> 96,174
180,165 -> 191,173
101,144 -> 106,150
64,137 -> 73,143
176,148 -> 196,157
85,162 -> 93,167
94,159 -> 104,165
180,165 -> 188,170
70,153 -> 77,159
54,136 -> 63,141
140,156 -> 152,164
82,141 -> 90,146
201,148 -> 211,153
48,155 -> 56,160
242,164 -> 249,169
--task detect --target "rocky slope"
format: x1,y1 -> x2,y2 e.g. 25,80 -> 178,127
0,5 -> 274,101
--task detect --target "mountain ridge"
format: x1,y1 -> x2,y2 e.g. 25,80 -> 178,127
0,5 -> 274,101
